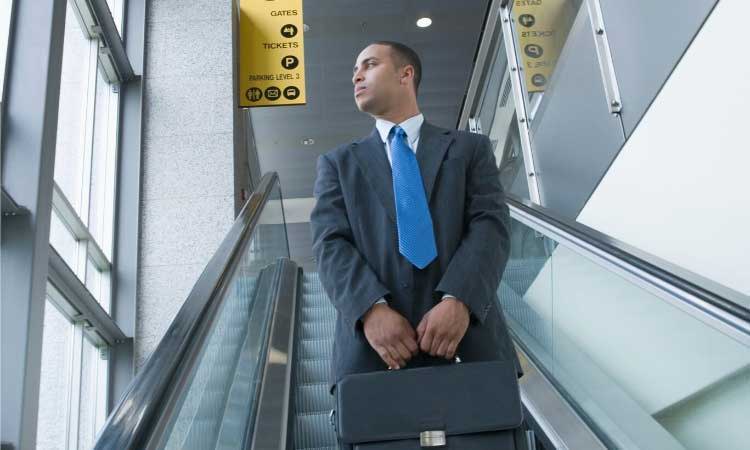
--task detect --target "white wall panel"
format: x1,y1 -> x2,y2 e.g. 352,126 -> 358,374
579,0 -> 750,296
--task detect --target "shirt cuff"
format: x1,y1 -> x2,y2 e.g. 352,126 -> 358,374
374,297 -> 388,305
441,294 -> 457,301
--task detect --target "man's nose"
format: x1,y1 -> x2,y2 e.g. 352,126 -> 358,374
352,69 -> 363,85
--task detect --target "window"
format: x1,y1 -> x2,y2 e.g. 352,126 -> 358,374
36,299 -> 74,450
38,0 -> 130,447
37,291 -> 110,450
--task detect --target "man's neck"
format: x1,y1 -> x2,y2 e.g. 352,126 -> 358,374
374,107 -> 421,125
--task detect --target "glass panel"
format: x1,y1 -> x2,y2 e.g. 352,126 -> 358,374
156,182 -> 290,449
36,300 -> 73,450
50,208 -> 80,271
79,337 -> 104,449
509,0 -> 580,125
89,64 -> 118,255
500,217 -> 750,450
54,3 -> 94,214
85,257 -> 100,298
472,20 -> 531,200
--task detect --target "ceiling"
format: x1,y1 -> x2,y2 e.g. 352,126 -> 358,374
249,0 -> 491,199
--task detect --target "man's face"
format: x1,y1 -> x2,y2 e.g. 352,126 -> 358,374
352,44 -> 405,115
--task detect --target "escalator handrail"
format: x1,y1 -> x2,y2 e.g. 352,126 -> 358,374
94,172 -> 280,449
505,194 -> 750,330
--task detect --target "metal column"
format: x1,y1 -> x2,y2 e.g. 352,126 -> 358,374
0,0 -> 68,448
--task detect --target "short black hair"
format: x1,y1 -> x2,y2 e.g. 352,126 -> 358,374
373,41 -> 422,95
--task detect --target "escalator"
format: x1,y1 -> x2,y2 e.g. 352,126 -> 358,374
94,173 -> 750,450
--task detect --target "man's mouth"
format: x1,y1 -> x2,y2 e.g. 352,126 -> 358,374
355,87 -> 366,97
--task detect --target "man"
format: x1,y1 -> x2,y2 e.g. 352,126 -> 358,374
311,41 -> 520,399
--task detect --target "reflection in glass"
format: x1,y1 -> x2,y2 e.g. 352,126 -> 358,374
157,182 -> 290,449
509,0 -> 580,125
50,208 -> 80,271
499,217 -> 750,449
474,28 -> 530,200
78,336 -> 107,449
54,3 -> 95,214
36,300 -> 73,450
89,63 -> 119,256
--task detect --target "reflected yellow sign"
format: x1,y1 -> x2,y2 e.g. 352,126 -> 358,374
512,0 -> 574,93
239,0 -> 306,107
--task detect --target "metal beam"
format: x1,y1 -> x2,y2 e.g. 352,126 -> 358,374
52,183 -> 112,271
0,0 -> 68,448
47,246 -> 128,346
90,0 -> 136,81
109,0 -> 147,413
1,186 -> 28,216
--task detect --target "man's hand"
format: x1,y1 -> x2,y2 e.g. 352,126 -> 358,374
416,298 -> 470,360
362,303 -> 419,369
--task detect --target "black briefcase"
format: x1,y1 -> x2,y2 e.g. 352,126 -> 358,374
335,360 -> 524,449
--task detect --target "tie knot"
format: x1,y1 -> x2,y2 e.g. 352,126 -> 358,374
390,126 -> 406,141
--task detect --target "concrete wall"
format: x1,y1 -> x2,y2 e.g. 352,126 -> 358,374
136,0 -> 236,369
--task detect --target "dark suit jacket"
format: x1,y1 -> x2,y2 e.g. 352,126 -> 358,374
310,121 -> 521,387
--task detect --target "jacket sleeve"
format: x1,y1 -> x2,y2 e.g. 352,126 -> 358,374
310,153 -> 391,331
435,134 -> 511,323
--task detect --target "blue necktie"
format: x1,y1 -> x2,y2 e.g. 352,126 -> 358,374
389,126 -> 437,269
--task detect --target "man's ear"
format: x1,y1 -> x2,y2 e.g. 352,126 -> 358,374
400,65 -> 415,87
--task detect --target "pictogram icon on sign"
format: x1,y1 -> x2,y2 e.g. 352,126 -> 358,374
281,24 -> 298,38
246,87 -> 263,102
265,86 -> 281,100
283,86 -> 300,100
519,14 -> 535,28
524,44 -> 543,58
281,55 -> 299,70
531,74 -> 547,87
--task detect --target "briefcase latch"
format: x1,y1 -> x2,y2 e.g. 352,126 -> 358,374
420,430 -> 446,447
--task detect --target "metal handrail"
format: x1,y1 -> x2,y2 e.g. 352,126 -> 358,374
94,172 -> 280,449
506,194 -> 750,335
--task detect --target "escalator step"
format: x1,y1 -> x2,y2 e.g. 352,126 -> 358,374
302,306 -> 336,323
296,359 -> 332,385
295,383 -> 334,414
301,321 -> 335,340
294,412 -> 338,449
298,339 -> 334,360
302,297 -> 331,309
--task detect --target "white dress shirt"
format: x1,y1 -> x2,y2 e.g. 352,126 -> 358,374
369,113 -> 456,308
375,113 -> 424,165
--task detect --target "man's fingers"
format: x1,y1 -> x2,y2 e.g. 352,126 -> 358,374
446,340 -> 459,360
386,346 -> 406,369
416,320 -> 426,342
376,348 -> 396,369
435,339 -> 450,358
430,331 -> 443,355
420,328 -> 434,354
404,336 -> 419,355
395,342 -> 412,362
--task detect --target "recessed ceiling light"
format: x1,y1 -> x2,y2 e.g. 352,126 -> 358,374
302,138 -> 315,145
416,17 -> 432,28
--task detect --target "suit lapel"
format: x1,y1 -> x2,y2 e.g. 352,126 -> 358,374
417,122 -> 454,203
352,129 -> 396,222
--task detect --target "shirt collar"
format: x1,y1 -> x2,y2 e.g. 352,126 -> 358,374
375,113 -> 424,147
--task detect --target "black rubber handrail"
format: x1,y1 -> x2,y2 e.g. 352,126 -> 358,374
94,173 -> 280,449
505,194 -> 750,325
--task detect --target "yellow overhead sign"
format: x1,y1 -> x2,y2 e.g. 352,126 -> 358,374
239,0 -> 306,107
512,0 -> 574,93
